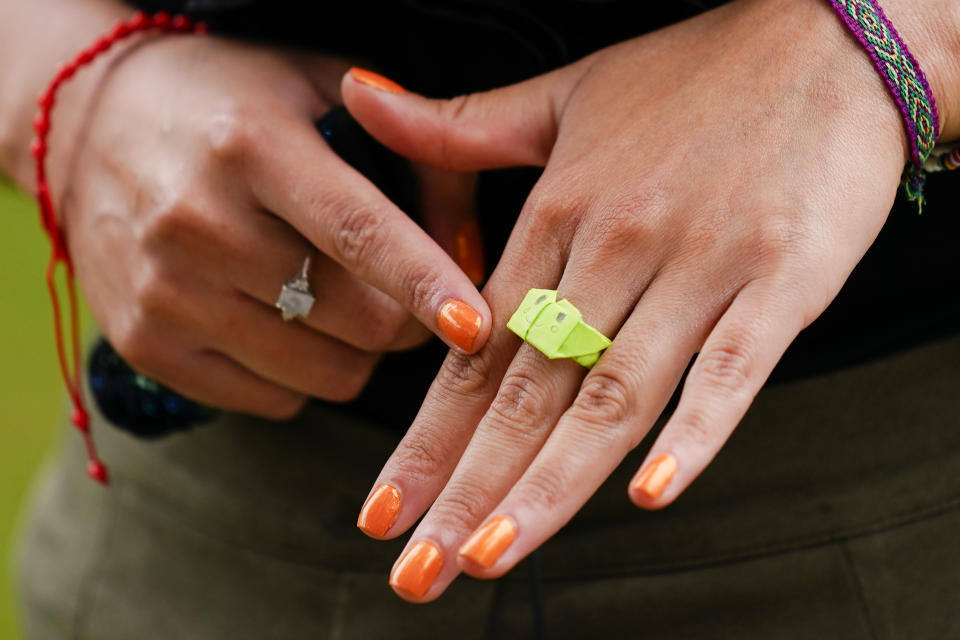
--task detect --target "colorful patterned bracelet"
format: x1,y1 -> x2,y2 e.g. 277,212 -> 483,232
825,0 -> 943,208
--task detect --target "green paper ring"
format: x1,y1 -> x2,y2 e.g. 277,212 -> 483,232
506,288 -> 612,369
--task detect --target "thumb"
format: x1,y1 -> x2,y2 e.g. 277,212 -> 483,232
341,65 -> 586,171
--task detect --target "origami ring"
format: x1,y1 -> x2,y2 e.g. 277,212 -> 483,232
506,289 -> 612,368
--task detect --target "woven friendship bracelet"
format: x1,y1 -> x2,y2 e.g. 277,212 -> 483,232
825,0 -> 942,206
507,289 -> 612,368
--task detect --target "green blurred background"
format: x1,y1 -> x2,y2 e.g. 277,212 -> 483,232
1,181 -> 66,640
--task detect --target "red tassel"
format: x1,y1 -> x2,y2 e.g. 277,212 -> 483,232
33,12 -> 206,484
87,460 -> 109,485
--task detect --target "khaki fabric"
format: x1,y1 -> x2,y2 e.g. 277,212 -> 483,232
15,333 -> 960,639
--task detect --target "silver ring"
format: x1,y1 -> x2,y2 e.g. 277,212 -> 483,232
275,255 -> 316,321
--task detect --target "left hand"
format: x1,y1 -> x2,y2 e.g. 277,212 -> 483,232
342,0 -> 954,601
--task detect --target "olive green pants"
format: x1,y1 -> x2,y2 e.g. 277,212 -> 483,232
15,333 -> 960,639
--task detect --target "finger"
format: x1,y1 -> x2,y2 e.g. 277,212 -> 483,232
379,219 -> 672,601
143,347 -> 307,421
245,112 -> 491,355
231,211 -> 422,352
386,347 -> 583,602
629,278 -> 809,509
356,210 -> 568,548
389,303 -> 639,600
412,165 -> 485,285
449,267 -> 736,580
341,63 -> 591,171
203,291 -> 380,403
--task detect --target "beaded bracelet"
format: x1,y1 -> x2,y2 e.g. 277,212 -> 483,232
824,0 -> 956,209
31,11 -> 206,483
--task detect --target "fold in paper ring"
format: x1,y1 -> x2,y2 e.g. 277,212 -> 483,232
506,289 -> 612,368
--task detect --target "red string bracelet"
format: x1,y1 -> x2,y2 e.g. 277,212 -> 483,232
32,11 -> 206,484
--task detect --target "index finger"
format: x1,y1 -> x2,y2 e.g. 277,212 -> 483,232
245,112 -> 491,354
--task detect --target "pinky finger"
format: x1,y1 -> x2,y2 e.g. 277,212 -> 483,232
155,349 -> 307,421
629,278 -> 812,509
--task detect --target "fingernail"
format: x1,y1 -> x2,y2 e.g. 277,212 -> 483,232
631,453 -> 677,500
438,300 -> 482,352
349,67 -> 406,94
390,541 -> 444,598
458,515 -> 515,569
455,219 -> 485,285
357,483 -> 401,538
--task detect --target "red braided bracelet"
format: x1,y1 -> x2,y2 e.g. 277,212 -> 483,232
32,11 -> 206,484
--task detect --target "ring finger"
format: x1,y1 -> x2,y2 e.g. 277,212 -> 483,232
200,287 -> 381,403
231,211 -> 426,352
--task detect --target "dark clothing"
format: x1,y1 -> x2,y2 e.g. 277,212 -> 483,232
129,0 -> 960,432
17,333 -> 960,638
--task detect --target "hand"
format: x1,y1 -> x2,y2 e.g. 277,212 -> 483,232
341,0 -> 954,600
48,34 -> 491,418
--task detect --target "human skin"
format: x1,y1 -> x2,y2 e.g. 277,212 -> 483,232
343,0 -> 960,601
0,0 -> 491,418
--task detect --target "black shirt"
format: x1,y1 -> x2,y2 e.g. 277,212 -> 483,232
129,0 -> 960,430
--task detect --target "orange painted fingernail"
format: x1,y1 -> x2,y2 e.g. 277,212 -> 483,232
390,541 -> 444,598
357,484 -> 401,538
455,219 -> 485,285
631,453 -> 677,500
437,300 -> 482,352
349,67 -> 406,94
459,515 -> 515,569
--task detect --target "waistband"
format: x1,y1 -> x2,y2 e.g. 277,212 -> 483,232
51,331 -> 960,581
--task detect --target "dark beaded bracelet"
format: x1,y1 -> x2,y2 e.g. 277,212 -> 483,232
88,338 -> 219,438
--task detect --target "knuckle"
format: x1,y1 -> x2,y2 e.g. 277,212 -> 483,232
330,203 -> 385,268
132,269 -> 177,319
521,465 -> 569,512
394,430 -> 449,480
486,370 -> 550,438
202,104 -> 262,162
571,371 -> 635,429
363,308 -> 407,352
434,350 -> 497,401
344,290 -> 409,352
399,261 -> 443,318
592,190 -> 667,253
143,194 -> 206,250
326,353 -> 377,402
260,393 -> 307,421
694,338 -> 754,397
748,207 -> 814,276
433,481 -> 489,532
110,320 -> 161,377
674,206 -> 730,263
677,408 -> 714,448
522,181 -> 583,238
756,215 -> 797,257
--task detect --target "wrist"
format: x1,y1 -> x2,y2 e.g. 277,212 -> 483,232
870,0 -> 960,142
0,0 -> 131,187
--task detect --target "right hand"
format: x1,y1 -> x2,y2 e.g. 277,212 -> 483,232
48,34 -> 491,419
